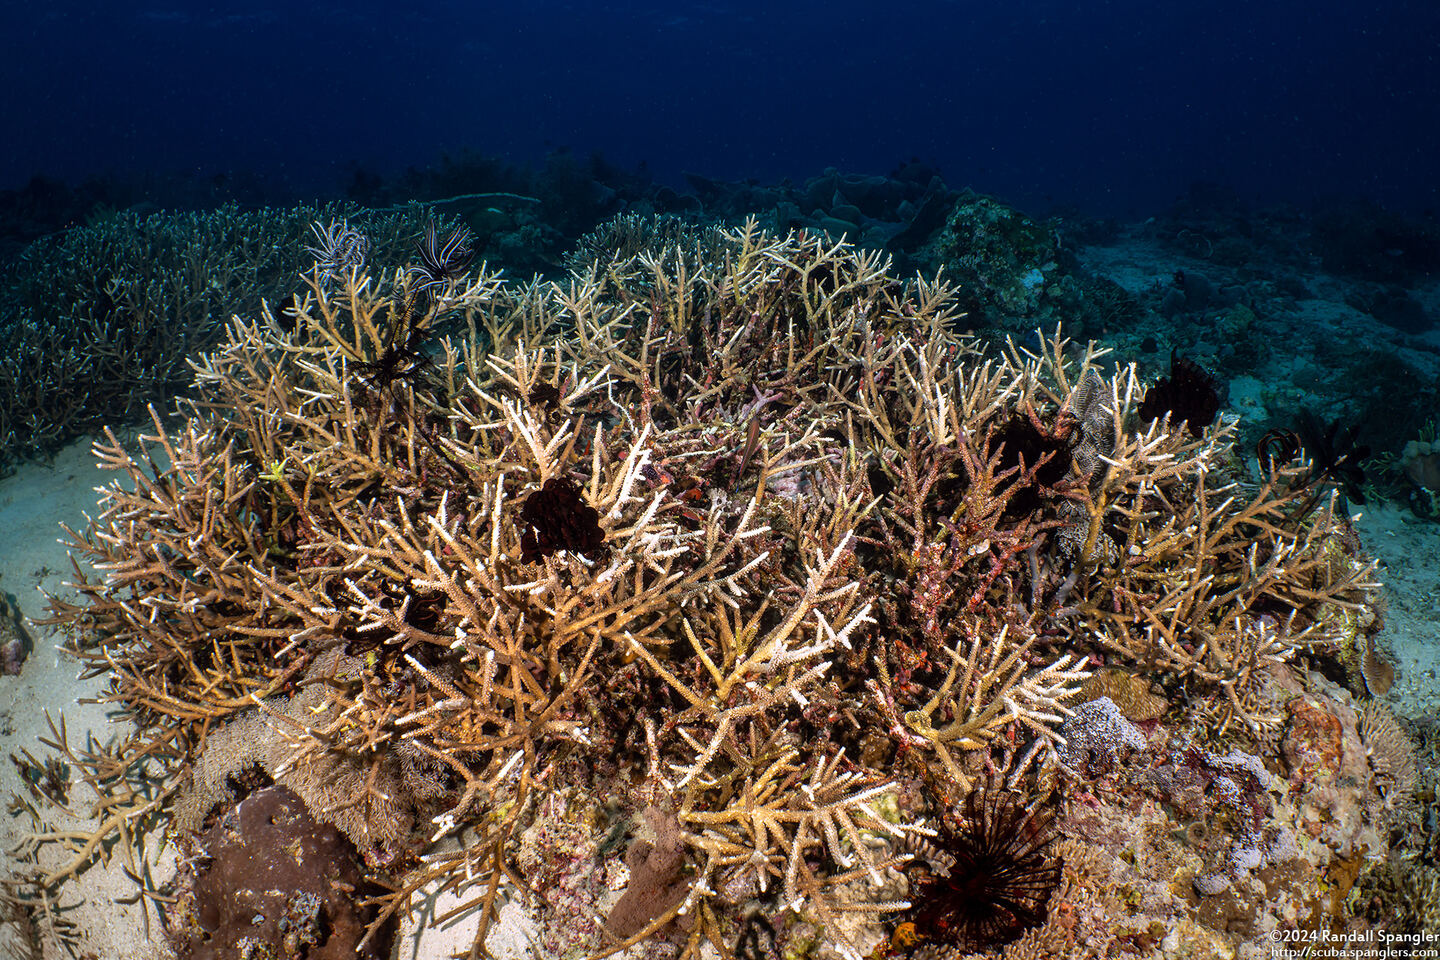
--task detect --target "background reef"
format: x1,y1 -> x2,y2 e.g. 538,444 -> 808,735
2,194 -> 1433,960
4,161 -> 1439,511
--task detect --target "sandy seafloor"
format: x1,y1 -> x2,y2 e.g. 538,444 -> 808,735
1,367 -> 1438,957
0,438 -> 521,957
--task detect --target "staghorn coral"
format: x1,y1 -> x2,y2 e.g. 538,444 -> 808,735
28,220 -> 1387,959
564,211 -> 732,278
171,650 -> 417,866
1036,361 -> 1380,734
0,873 -> 88,960
0,204 -> 427,476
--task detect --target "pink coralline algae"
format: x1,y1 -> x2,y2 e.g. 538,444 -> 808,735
1143,744 -> 1296,898
1280,696 -> 1344,785
1192,822 -> 1300,898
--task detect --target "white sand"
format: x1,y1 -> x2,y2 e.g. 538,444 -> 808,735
0,436 -> 170,959
1353,502 -> 1440,721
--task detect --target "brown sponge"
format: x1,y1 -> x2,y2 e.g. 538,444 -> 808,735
603,805 -> 691,940
169,784 -> 393,960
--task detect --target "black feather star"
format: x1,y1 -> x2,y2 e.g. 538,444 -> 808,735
519,476 -> 607,564
886,786 -> 1060,955
1295,411 -> 1371,506
1138,349 -> 1222,438
528,382 -> 563,412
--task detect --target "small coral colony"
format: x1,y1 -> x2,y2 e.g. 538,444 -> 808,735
10,215 -> 1399,959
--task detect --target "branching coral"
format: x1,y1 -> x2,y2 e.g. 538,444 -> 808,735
0,205 -> 429,476
26,219 -> 1385,959
989,336 -> 1382,736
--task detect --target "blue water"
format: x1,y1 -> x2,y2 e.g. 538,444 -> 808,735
4,0 -> 1438,215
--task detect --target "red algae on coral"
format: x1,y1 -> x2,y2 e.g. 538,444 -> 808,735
1281,697 -> 1345,786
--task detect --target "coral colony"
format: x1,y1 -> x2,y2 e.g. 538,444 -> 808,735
5,217 -> 1415,959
